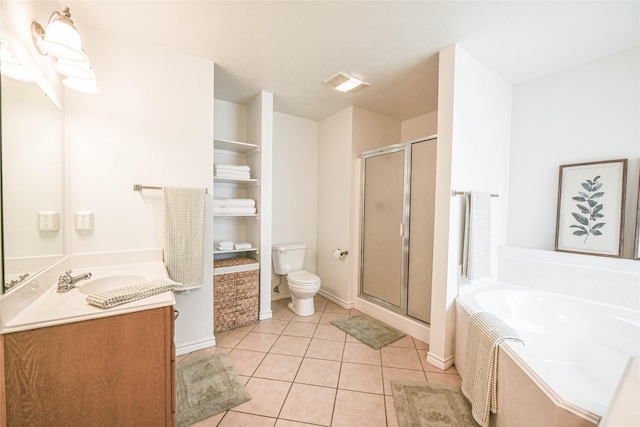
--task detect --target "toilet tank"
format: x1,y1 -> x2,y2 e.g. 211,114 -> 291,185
272,243 -> 306,275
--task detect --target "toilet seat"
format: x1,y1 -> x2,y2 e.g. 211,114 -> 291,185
288,271 -> 320,285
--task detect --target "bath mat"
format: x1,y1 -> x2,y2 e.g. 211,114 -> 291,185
392,380 -> 479,427
176,351 -> 251,427
331,313 -> 406,349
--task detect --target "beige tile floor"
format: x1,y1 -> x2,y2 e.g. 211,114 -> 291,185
177,295 -> 461,427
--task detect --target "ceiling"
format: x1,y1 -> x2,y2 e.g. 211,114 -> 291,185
68,1 -> 639,122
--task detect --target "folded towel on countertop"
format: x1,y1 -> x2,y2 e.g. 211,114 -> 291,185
213,207 -> 257,214
213,198 -> 256,208
234,242 -> 252,250
86,278 -> 179,309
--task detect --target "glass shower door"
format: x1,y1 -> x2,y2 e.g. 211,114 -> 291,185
360,148 -> 407,310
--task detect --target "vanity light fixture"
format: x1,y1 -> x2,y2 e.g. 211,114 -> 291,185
324,71 -> 371,93
31,7 -> 100,94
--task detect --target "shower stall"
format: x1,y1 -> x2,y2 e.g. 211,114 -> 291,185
359,136 -> 437,324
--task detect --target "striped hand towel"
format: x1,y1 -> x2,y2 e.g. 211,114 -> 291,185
462,192 -> 491,280
86,278 -> 178,309
462,312 -> 524,427
163,186 -> 206,291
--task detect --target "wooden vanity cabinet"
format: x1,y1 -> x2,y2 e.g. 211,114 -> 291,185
0,306 -> 176,427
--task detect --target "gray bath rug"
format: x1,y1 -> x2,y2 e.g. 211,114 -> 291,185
392,381 -> 479,427
331,313 -> 406,349
176,351 -> 251,427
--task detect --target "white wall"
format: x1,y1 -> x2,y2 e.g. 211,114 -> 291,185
401,110 -> 438,143
316,108 -> 354,306
429,45 -> 512,369
509,47 -> 640,258
64,26 -> 215,353
271,112 -> 319,298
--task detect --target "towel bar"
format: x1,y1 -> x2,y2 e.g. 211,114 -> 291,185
451,190 -> 498,198
133,184 -> 208,194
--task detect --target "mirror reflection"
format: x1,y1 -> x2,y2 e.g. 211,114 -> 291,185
1,68 -> 64,293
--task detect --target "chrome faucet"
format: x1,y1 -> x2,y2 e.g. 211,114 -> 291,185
57,270 -> 92,293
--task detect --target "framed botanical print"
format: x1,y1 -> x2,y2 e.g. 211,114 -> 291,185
555,159 -> 627,257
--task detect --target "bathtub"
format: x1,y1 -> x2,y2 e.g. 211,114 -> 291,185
455,282 -> 640,425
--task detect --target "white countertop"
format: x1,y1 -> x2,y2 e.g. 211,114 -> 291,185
0,249 -> 176,334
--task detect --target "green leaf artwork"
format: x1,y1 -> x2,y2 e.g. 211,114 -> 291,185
570,176 -> 605,242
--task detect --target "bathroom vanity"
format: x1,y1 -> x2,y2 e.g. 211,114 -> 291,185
0,306 -> 176,426
0,251 -> 177,427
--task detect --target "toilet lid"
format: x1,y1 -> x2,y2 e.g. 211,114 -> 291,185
288,271 -> 320,285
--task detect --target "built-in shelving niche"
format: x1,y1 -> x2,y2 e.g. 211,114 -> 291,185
213,93 -> 273,320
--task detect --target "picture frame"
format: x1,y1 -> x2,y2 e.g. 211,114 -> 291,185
555,159 -> 627,257
635,175 -> 640,260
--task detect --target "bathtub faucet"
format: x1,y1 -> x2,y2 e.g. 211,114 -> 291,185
57,270 -> 92,293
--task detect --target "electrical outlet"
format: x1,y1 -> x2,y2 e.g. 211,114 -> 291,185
38,211 -> 60,231
75,211 -> 94,230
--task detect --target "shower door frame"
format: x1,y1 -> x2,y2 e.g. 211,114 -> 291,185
359,136 -> 435,322
359,143 -> 411,316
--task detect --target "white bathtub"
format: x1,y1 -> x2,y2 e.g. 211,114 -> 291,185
455,282 -> 640,423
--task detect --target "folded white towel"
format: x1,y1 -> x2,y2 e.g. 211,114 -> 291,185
215,241 -> 235,249
213,198 -> 256,208
234,242 -> 252,250
213,207 -> 257,214
214,171 -> 251,179
214,164 -> 251,172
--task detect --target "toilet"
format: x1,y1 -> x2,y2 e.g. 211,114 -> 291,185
272,243 -> 321,316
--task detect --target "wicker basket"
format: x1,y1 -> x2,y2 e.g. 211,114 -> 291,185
213,257 -> 259,333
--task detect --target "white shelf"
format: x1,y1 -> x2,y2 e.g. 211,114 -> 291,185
214,138 -> 258,153
213,214 -> 258,218
214,248 -> 258,255
213,177 -> 259,185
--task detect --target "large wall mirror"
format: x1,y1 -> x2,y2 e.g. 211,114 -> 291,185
1,48 -> 64,293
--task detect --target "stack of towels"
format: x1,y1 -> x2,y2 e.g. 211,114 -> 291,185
213,198 -> 257,215
215,241 -> 253,251
214,164 -> 251,180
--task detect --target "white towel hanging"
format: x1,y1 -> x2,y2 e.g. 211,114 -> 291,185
462,192 -> 492,280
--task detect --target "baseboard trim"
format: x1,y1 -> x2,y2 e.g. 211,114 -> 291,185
259,310 -> 273,321
176,337 -> 216,356
354,297 -> 430,344
426,351 -> 455,370
271,293 -> 291,301
318,290 -> 354,309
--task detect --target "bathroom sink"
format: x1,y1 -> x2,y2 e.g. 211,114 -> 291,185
76,274 -> 148,295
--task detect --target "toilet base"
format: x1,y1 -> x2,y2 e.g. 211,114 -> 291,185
288,297 -> 315,317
